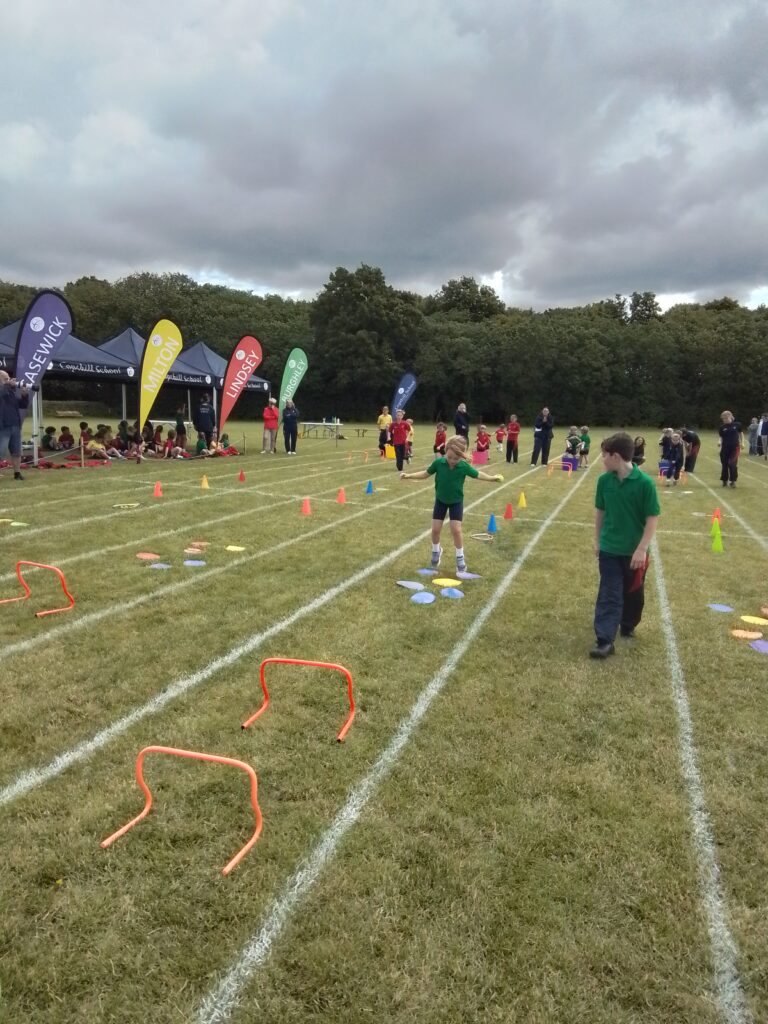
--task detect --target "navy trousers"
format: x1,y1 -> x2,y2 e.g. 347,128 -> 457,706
594,551 -> 648,643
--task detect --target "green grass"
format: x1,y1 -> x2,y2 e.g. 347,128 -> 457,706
0,424 -> 767,1023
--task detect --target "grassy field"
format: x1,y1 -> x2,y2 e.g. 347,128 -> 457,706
1,422 -> 767,1024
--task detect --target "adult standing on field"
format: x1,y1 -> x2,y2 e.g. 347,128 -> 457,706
718,410 -> 742,487
531,406 -> 554,466
282,400 -> 300,455
193,393 -> 216,446
453,402 -> 470,443
261,397 -> 279,454
680,427 -> 700,472
0,370 -> 29,481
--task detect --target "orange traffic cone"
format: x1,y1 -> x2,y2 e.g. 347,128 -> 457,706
504,503 -> 514,520
153,481 -> 163,498
301,497 -> 312,516
712,507 -> 722,523
238,469 -> 246,483
336,487 -> 346,504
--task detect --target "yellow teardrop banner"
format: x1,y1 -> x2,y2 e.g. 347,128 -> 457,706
139,320 -> 183,430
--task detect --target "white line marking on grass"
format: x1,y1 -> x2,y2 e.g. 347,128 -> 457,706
652,540 -> 752,1024
0,480 -> 430,662
0,470 -> 535,806
195,467 -> 592,1024
0,467 -> 396,586
3,452 -> 371,536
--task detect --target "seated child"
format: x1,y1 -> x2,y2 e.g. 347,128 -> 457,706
579,425 -> 591,466
152,425 -> 164,451
433,422 -> 447,455
476,425 -> 491,453
87,429 -> 123,460
58,425 -> 75,449
495,424 -> 506,453
564,426 -> 583,458
162,429 -> 185,459
632,436 -> 646,465
41,426 -> 61,452
196,431 -> 212,457
79,421 -> 91,446
216,432 -> 239,456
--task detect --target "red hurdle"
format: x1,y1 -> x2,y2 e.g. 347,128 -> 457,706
0,561 -> 75,617
242,658 -> 356,742
101,746 -> 263,875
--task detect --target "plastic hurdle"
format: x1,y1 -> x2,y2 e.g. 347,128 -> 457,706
101,746 -> 263,876
241,658 -> 356,742
0,561 -> 75,617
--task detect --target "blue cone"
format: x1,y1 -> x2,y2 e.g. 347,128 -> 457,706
366,480 -> 374,494
487,513 -> 497,534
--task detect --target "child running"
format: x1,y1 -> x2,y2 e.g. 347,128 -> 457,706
400,435 -> 502,573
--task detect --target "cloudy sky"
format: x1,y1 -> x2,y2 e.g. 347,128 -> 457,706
1,0 -> 767,309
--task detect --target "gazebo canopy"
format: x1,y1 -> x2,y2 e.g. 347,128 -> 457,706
0,320 -> 135,380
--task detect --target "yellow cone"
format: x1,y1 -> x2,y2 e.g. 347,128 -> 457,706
201,475 -> 210,490
710,519 -> 721,538
518,491 -> 527,509
711,532 -> 723,553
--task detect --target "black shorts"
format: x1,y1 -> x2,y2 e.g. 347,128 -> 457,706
433,499 -> 463,522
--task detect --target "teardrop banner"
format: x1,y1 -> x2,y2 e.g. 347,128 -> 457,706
14,290 -> 75,391
219,336 -> 263,435
138,320 -> 183,430
278,347 -> 308,412
391,371 -> 417,415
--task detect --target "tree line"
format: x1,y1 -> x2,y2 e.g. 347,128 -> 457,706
1,268 -> 765,427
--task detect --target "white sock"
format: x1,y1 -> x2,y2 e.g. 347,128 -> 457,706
432,542 -> 441,553
456,547 -> 464,560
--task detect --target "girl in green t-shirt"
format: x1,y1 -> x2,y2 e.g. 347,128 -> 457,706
400,435 -> 502,573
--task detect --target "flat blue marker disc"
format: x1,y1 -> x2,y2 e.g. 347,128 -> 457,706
411,591 -> 436,605
440,587 -> 465,599
150,562 -> 172,570
708,603 -> 734,613
456,571 -> 481,580
184,559 -> 206,567
416,568 -> 438,576
397,580 -> 424,590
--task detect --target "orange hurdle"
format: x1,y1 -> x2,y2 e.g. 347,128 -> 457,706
0,561 -> 75,618
101,746 -> 263,875
242,657 -> 356,742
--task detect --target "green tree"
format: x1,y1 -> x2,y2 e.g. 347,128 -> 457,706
424,275 -> 506,320
628,291 -> 661,324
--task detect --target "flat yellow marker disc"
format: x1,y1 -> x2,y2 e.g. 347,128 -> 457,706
226,545 -> 246,552
741,615 -> 768,626
432,577 -> 460,587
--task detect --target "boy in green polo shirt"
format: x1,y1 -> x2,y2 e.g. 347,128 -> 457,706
401,435 -> 502,573
591,432 -> 660,659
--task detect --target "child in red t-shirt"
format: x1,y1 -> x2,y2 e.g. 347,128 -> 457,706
58,426 -> 75,449
506,415 -> 521,464
389,409 -> 410,471
495,425 -> 506,452
433,422 -> 447,455
476,426 -> 491,452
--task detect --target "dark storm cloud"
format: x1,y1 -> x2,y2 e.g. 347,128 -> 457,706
0,0 -> 766,308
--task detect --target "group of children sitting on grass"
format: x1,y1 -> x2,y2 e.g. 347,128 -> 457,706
39,420 -> 239,463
